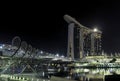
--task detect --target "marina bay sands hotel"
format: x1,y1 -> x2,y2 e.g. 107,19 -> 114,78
64,15 -> 102,60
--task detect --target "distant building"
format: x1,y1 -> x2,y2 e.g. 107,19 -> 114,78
64,14 -> 102,60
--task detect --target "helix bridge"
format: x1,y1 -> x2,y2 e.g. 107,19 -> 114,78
0,36 -> 71,81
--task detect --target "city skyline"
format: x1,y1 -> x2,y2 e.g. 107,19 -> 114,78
1,1 -> 120,55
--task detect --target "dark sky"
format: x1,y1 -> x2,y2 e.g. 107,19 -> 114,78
1,1 -> 120,55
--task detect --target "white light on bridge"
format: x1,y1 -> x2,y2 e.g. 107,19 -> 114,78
0,46 -> 3,49
61,55 -> 64,58
93,28 -> 98,32
2,44 -> 5,47
40,51 -> 43,54
56,53 -> 59,57
0,44 -> 5,49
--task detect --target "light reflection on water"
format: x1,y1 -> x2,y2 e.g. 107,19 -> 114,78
1,68 -> 120,81
69,68 -> 120,81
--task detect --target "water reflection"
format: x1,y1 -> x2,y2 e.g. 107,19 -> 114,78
1,66 -> 120,81
69,68 -> 120,81
43,67 -> 120,81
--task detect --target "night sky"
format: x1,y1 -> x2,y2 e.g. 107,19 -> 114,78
1,1 -> 120,55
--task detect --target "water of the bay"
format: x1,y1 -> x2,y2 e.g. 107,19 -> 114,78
68,68 -> 120,81
1,68 -> 120,81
